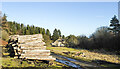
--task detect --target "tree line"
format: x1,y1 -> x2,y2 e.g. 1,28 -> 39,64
0,14 -> 63,45
64,15 -> 120,53
1,14 -> 120,53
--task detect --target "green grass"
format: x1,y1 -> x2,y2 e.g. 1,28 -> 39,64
1,47 -> 74,69
1,57 -> 71,68
100,64 -> 118,67
2,57 -> 34,67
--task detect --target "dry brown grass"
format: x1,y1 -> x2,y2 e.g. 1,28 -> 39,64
78,49 -> 119,63
47,47 -> 120,64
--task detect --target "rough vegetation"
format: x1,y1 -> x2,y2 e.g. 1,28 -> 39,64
0,29 -> 9,42
1,57 -> 71,69
47,47 -> 120,64
2,43 -> 75,69
1,14 -> 120,53
1,13 -> 120,68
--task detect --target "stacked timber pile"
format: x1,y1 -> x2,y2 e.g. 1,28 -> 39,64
8,34 -> 56,60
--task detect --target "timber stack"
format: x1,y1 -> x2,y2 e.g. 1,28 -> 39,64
8,34 -> 56,61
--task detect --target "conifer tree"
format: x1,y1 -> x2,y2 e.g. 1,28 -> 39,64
16,23 -> 20,31
38,27 -> 40,33
27,25 -> 29,31
109,15 -> 120,36
62,35 -> 65,39
46,29 -> 51,36
21,23 -> 24,29
1,14 -> 7,27
23,27 -> 26,35
1,14 -> 9,32
31,25 -> 35,34
26,30 -> 30,35
35,27 -> 39,34
42,28 -> 45,35
58,29 -> 61,37
52,28 -> 59,41
11,21 -> 17,34
40,28 -> 42,34
7,21 -> 13,32
26,24 -> 30,35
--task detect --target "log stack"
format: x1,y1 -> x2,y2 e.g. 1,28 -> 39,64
8,34 -> 56,61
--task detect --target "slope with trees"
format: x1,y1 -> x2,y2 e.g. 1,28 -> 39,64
1,13 -> 120,53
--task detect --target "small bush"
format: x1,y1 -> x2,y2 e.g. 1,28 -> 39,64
1,30 -> 9,41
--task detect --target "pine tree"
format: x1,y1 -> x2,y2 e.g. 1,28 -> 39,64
46,29 -> 51,36
21,23 -> 24,29
7,21 -> 13,33
31,25 -> 35,34
62,35 -> 65,39
20,23 -> 24,34
1,14 -> 9,32
27,25 -> 30,30
26,30 -> 30,35
52,28 -> 59,41
40,28 -> 42,34
26,24 -> 30,35
38,27 -> 40,33
58,29 -> 61,37
11,21 -> 17,34
23,27 -> 26,35
35,27 -> 39,34
109,15 -> 120,36
42,28 -> 45,35
17,23 -> 20,30
1,14 -> 7,27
